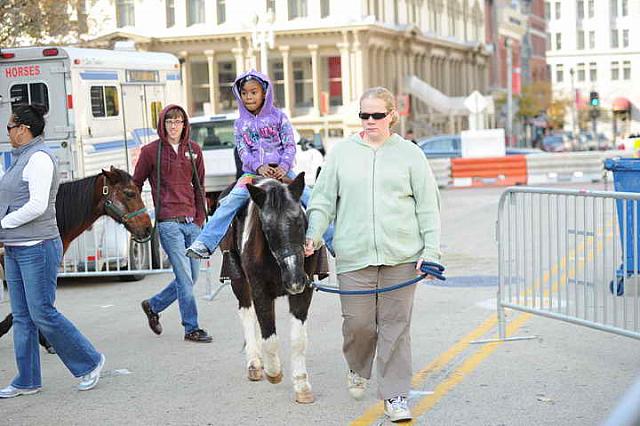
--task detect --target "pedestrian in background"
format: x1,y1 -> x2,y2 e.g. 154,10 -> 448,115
133,104 -> 212,343
0,104 -> 105,398
304,87 -> 441,423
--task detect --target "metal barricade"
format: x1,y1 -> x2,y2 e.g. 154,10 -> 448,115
497,187 -> 640,341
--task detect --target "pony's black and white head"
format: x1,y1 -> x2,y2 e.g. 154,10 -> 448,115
246,172 -> 308,295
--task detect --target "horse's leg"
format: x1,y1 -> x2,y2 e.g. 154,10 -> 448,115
288,287 -> 315,403
253,293 -> 282,384
232,277 -> 264,381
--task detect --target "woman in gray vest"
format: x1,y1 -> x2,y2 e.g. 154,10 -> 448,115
0,104 -> 105,398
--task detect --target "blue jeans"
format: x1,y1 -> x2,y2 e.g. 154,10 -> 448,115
149,221 -> 201,334
5,237 -> 101,389
195,171 -> 334,253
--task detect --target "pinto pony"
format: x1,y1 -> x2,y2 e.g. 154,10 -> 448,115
221,172 -> 327,404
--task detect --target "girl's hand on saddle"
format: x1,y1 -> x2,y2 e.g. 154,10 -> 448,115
271,166 -> 286,180
257,165 -> 272,177
304,239 -> 315,257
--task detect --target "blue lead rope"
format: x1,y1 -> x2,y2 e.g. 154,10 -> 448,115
309,261 -> 446,295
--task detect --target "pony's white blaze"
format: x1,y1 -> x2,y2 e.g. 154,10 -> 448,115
240,202 -> 256,254
290,316 -> 312,394
262,334 -> 281,378
238,306 -> 262,369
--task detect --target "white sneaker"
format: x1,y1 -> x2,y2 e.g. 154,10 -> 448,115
346,370 -> 368,400
78,353 -> 105,391
384,396 -> 412,422
0,385 -> 40,399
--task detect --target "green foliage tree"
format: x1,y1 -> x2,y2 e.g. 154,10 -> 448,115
517,81 -> 552,120
0,0 -> 85,46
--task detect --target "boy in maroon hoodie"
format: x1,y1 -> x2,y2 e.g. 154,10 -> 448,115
133,105 -> 212,343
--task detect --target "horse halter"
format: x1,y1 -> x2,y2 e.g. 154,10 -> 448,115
101,175 -> 147,224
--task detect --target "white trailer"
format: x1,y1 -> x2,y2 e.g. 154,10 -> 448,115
0,46 -> 182,279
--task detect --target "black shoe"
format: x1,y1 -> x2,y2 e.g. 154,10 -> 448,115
141,300 -> 162,335
184,328 -> 213,343
185,241 -> 212,260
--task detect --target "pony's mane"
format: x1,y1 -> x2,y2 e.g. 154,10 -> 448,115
56,174 -> 99,236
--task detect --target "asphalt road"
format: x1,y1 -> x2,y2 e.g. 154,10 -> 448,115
1,183 -> 639,426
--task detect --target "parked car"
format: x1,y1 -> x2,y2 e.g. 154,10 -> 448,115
541,134 -> 571,152
417,134 -> 543,159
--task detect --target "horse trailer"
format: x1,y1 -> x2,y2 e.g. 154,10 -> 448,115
0,46 -> 182,279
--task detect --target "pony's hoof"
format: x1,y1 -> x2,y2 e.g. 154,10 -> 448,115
265,371 -> 283,384
295,389 -> 315,404
247,366 -> 264,381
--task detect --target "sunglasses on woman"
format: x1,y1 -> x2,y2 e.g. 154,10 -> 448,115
358,112 -> 389,120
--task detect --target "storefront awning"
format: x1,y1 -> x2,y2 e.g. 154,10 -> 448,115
612,97 -> 632,112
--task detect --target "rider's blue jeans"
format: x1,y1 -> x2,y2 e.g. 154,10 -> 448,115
149,221 -> 201,334
5,237 -> 102,389
194,171 -> 334,254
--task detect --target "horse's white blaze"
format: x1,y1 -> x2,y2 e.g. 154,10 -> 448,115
290,316 -> 311,393
262,334 -> 281,377
238,306 -> 262,368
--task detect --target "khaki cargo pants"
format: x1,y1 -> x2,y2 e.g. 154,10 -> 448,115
338,262 -> 417,400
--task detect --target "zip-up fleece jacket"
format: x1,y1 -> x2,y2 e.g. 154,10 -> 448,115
133,104 -> 206,226
306,132 -> 441,274
233,69 -> 296,174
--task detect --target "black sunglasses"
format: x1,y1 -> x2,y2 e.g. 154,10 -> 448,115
6,123 -> 20,132
359,112 -> 389,120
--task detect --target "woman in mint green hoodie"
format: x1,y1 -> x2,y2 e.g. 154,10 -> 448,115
304,87 -> 441,423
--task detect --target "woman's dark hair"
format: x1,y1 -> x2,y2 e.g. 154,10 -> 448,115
12,104 -> 46,137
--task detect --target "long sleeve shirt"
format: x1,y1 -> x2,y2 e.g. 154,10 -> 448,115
306,132 -> 441,274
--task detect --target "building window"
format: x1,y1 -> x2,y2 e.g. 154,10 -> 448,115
218,61 -> 237,111
622,0 -> 628,16
266,0 -> 276,14
577,63 -> 585,81
166,0 -> 175,27
9,83 -> 50,114
544,2 -> 550,20
556,64 -> 564,82
394,0 -> 399,24
589,62 -> 597,81
554,1 -> 560,19
324,57 -> 342,106
623,61 -> 630,80
555,33 -> 562,50
288,0 -> 308,19
611,61 -> 619,80
320,0 -> 330,18
611,29 -> 618,48
587,0 -> 594,17
589,31 -> 595,49
610,0 -> 617,17
268,60 -> 285,106
116,0 -> 134,27
190,61 -> 209,114
576,31 -> 584,49
293,59 -> 313,107
187,0 -> 205,26
546,32 -> 551,50
622,29 -> 629,47
577,0 -> 584,19
217,0 -> 226,24
90,86 -> 119,118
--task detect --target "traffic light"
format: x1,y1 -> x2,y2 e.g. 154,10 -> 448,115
589,91 -> 600,107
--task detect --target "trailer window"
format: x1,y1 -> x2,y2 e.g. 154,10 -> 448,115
150,101 -> 163,129
90,86 -> 120,117
9,83 -> 50,114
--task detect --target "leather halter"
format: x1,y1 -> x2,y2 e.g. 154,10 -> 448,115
101,175 -> 147,224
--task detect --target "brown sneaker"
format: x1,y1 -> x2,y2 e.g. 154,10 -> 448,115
184,329 -> 213,343
141,300 -> 162,335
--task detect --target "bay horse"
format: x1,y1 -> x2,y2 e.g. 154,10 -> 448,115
0,166 -> 153,346
220,172 -> 328,404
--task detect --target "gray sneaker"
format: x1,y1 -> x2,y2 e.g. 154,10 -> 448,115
0,385 -> 40,398
186,241 -> 212,259
384,395 -> 412,422
78,353 -> 106,391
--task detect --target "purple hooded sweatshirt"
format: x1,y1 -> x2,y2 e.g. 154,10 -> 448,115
233,69 -> 296,174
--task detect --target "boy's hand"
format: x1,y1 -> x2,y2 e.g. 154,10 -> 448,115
271,166 -> 286,180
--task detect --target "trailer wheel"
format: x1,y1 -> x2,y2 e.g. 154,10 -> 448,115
120,239 -> 147,282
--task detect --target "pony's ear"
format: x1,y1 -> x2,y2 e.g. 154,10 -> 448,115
288,172 -> 305,201
101,167 -> 117,183
247,184 -> 267,208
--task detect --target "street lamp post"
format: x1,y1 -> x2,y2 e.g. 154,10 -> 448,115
252,9 -> 275,74
506,38 -> 513,147
569,67 -> 577,137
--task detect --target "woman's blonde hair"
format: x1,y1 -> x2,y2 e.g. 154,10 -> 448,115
360,86 -> 399,128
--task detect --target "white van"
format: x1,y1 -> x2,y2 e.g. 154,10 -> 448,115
0,46 -> 181,279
